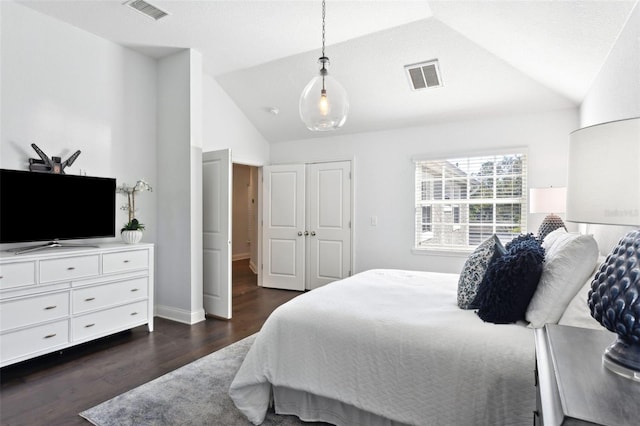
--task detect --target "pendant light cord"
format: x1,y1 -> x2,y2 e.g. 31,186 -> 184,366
321,0 -> 327,92
321,0 -> 326,58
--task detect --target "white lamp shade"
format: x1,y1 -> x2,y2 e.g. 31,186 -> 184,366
299,68 -> 349,131
529,187 -> 567,214
566,117 -> 640,226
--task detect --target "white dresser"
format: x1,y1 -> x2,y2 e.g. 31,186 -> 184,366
0,243 -> 154,367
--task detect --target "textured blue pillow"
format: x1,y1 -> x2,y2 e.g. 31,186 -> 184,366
473,234 -> 545,324
457,235 -> 505,309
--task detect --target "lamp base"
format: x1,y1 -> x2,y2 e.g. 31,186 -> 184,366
537,213 -> 566,241
602,337 -> 640,382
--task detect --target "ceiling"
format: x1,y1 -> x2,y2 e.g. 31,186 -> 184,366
17,0 -> 639,143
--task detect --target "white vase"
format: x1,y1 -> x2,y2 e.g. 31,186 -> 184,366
121,230 -> 143,244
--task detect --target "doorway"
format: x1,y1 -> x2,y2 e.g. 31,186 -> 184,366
232,163 -> 259,273
202,149 -> 261,320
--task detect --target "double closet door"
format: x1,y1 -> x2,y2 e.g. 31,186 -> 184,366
262,161 -> 352,291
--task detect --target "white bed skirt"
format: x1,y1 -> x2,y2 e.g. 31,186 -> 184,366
274,386 -> 412,426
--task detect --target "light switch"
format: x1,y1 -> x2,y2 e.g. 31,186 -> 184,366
370,216 -> 378,226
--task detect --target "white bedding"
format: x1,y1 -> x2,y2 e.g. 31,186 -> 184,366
229,269 -> 535,425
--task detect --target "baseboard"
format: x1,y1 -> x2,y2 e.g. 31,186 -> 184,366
249,260 -> 257,274
155,304 -> 206,325
232,253 -> 250,261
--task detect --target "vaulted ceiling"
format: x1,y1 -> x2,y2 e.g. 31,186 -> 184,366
18,0 -> 639,143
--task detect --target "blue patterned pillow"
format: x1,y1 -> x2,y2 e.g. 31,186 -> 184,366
473,234 -> 545,324
457,235 -> 505,309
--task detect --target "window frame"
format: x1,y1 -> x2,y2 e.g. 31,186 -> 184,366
414,150 -> 528,252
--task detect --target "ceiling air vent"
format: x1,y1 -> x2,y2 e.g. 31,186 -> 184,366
405,60 -> 443,91
125,0 -> 169,21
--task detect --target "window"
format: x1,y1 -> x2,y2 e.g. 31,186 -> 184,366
415,152 -> 527,250
421,206 -> 432,232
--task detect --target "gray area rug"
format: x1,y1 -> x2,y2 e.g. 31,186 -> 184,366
80,334 -> 324,426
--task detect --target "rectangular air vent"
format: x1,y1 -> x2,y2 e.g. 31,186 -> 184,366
405,60 -> 443,91
125,0 -> 169,21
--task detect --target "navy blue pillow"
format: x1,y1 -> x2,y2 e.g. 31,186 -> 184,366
472,234 -> 545,324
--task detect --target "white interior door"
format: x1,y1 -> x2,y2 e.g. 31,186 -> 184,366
202,149 -> 232,319
262,164 -> 306,290
306,161 -> 352,290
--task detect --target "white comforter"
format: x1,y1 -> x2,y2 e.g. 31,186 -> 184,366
229,269 -> 535,425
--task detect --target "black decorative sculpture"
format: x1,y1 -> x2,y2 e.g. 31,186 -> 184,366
29,143 -> 81,174
589,229 -> 640,380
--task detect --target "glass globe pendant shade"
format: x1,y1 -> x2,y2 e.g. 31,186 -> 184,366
299,58 -> 349,131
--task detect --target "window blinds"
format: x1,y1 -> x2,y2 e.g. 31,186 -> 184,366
414,152 -> 527,250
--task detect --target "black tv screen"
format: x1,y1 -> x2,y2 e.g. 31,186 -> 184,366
0,169 -> 116,244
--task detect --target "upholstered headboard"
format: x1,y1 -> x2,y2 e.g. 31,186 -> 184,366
557,223 -> 636,330
584,223 -> 637,256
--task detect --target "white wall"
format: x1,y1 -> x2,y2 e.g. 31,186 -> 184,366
155,49 -> 204,324
202,74 -> 270,166
0,1 -> 158,245
189,52 -> 204,323
580,2 -> 640,127
0,2 -> 210,325
271,109 -> 579,274
0,2 -> 273,324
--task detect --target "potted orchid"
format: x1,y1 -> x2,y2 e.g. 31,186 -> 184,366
117,179 -> 152,244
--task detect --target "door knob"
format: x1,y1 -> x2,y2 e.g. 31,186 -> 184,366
304,231 -> 309,236
310,231 -> 316,236
298,231 -> 303,236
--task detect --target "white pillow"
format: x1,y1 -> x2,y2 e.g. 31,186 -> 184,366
540,227 -> 567,250
526,232 -> 599,328
557,257 -> 607,330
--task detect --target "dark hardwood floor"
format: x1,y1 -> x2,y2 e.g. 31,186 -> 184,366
0,259 -> 302,426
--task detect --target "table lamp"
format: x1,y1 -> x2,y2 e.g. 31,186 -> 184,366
567,117 -> 640,380
529,187 -> 567,241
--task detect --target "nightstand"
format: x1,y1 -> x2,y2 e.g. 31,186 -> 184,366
534,324 -> 640,426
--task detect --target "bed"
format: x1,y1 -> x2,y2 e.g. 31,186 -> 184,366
229,227 -> 616,426
229,269 -> 535,425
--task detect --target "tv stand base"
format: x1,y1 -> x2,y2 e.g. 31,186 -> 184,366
7,241 -> 100,255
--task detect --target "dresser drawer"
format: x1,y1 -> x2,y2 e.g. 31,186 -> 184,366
72,277 -> 148,314
40,255 -> 100,283
1,319 -> 69,364
1,292 -> 69,331
102,250 -> 149,274
0,261 -> 36,290
72,300 -> 147,341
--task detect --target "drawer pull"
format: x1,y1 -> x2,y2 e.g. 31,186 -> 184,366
85,323 -> 95,328
44,305 -> 57,310
130,288 -> 139,292
123,260 -> 130,263
0,276 -> 3,279
85,297 -> 96,302
67,267 -> 76,271
44,333 -> 57,339
130,312 -> 138,316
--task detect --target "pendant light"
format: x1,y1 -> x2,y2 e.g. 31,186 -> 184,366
299,0 -> 349,131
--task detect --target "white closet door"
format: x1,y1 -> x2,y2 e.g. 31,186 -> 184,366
262,164 -> 306,290
306,161 -> 352,290
202,149 -> 232,319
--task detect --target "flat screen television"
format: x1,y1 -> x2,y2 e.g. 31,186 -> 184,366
0,169 -> 116,250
